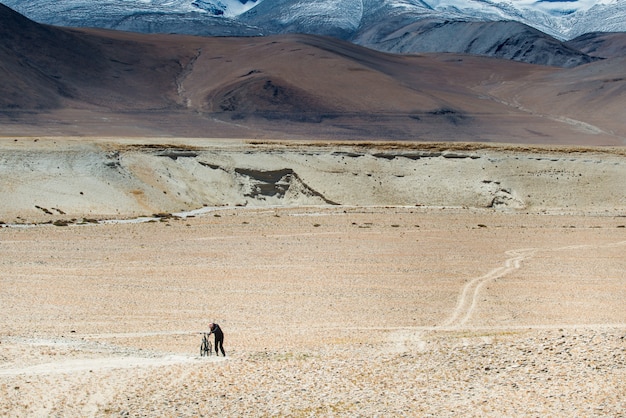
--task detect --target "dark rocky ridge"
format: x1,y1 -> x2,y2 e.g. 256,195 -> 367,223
353,19 -> 599,68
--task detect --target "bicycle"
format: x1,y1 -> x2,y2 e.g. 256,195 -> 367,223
200,332 -> 212,356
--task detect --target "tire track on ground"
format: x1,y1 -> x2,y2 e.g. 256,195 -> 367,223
0,334 -> 224,377
441,239 -> 626,329
387,239 -> 625,353
440,248 -> 537,328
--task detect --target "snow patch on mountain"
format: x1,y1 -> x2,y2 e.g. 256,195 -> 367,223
3,0 -> 626,40
2,0 -> 262,20
426,0 -> 617,15
192,0 -> 261,17
276,0 -> 363,29
422,0 -> 625,38
239,0 -> 364,37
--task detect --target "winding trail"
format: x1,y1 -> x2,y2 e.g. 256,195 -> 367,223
440,248 -> 537,328
0,333 -> 225,377
387,238 -> 626,353
440,239 -> 626,329
387,247 -> 536,352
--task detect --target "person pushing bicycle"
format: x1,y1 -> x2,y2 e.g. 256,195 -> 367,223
208,322 -> 226,356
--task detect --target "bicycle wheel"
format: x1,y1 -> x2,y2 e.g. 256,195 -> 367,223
200,335 -> 209,356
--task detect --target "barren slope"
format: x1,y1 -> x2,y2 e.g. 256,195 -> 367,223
481,56 -> 626,139
1,5 -> 625,144
565,32 -> 626,58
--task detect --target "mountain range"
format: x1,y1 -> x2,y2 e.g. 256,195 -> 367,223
1,3 -> 625,145
3,0 -> 626,67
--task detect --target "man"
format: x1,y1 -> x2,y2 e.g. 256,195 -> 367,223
208,322 -> 226,356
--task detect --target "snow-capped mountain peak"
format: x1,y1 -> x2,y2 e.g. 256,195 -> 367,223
426,0 -> 618,15
192,0 -> 261,17
516,0 -> 618,14
3,0 -> 626,43
416,0 -> 626,38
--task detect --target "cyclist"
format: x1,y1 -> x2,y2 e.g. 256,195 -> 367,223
208,322 -> 226,356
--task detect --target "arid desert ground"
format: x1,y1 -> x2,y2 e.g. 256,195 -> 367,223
1,138 -> 625,417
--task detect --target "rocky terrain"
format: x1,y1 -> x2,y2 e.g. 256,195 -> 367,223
0,136 -> 624,416
1,204 -> 624,416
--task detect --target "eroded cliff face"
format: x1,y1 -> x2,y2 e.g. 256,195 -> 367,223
1,138 -> 624,225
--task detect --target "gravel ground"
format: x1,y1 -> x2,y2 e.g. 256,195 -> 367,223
1,207 -> 625,416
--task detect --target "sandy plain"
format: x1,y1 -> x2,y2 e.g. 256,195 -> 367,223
1,138 -> 626,417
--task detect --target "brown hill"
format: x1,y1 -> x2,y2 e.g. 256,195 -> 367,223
0,4 -> 624,144
566,32 -> 626,58
481,56 -> 626,139
0,4 -> 190,111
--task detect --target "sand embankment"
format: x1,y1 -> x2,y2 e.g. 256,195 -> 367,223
1,137 -> 624,224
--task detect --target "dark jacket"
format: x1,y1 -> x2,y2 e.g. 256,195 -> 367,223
209,323 -> 223,339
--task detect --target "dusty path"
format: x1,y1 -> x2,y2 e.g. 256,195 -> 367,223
0,352 -> 218,377
441,247 -> 537,328
444,239 -> 626,329
384,237 -> 626,356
